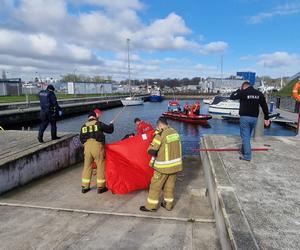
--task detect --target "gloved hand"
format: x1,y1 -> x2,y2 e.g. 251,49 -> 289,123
58,110 -> 63,116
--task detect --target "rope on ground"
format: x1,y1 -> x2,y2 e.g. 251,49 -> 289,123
0,126 -> 4,131
192,148 -> 270,152
0,202 -> 215,224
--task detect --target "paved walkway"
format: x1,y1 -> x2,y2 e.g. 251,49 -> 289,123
272,108 -> 299,129
0,157 -> 220,250
201,135 -> 300,249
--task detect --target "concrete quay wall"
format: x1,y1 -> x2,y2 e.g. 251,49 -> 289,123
1,99 -> 121,127
0,94 -> 132,111
0,131 -> 83,195
200,135 -> 300,250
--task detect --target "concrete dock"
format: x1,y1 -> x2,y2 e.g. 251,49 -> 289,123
0,130 -> 82,194
200,135 -> 300,249
0,95 -> 149,128
272,108 -> 299,130
0,133 -> 220,250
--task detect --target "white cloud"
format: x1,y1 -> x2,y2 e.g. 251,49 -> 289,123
66,44 -> 92,61
0,0 -> 229,80
248,3 -> 300,24
194,64 -> 205,71
73,0 -> 144,10
29,34 -> 57,56
0,28 -> 95,63
116,52 -> 141,62
200,41 -> 229,55
258,51 -> 299,68
14,0 -> 67,29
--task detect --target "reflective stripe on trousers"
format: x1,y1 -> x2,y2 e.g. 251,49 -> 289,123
154,157 -> 182,168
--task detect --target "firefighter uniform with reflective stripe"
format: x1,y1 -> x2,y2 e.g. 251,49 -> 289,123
80,118 -> 114,189
146,127 -> 182,210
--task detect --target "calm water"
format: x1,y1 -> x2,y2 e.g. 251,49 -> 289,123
32,99 -> 296,155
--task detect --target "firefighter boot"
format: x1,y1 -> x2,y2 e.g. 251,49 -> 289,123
140,206 -> 157,212
97,187 -> 108,194
81,187 -> 90,193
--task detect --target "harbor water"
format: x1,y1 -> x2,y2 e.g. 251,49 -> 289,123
31,99 -> 296,155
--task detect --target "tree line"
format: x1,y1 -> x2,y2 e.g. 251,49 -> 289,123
120,77 -> 203,88
59,74 -> 203,88
60,74 -> 112,83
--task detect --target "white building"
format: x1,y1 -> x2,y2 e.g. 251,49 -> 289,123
186,85 -> 199,91
67,82 -> 112,94
207,78 -> 245,94
199,80 -> 214,93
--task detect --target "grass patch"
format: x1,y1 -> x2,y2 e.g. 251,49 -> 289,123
0,93 -> 128,103
276,78 -> 299,97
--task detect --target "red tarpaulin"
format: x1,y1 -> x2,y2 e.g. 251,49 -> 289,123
104,131 -> 154,194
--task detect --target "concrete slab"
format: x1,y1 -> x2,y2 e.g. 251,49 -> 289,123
0,156 -> 214,222
0,206 -> 219,250
200,135 -> 300,250
0,156 -> 220,249
0,130 -> 82,194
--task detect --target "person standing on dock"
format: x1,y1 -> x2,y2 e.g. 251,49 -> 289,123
140,117 -> 182,212
80,110 -> 114,194
230,81 -> 270,161
38,84 -> 62,143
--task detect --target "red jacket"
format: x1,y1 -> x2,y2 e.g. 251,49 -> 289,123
136,121 -> 154,135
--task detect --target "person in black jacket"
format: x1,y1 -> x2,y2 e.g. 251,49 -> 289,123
80,110 -> 114,194
230,81 -> 270,161
38,84 -> 62,143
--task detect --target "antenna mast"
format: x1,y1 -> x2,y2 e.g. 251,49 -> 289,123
221,55 -> 223,86
127,38 -> 131,95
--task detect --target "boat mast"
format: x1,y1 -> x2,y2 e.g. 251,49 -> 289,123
127,38 -> 131,97
221,55 -> 223,87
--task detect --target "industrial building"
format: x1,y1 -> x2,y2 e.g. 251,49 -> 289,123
206,78 -> 244,93
237,71 -> 256,85
66,82 -> 113,94
0,78 -> 22,96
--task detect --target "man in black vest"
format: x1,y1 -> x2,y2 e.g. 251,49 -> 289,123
230,81 -> 270,161
38,84 -> 62,143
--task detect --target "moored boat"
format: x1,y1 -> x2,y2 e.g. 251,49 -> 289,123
149,89 -> 164,102
162,111 -> 212,125
208,96 -> 239,115
121,96 -> 144,106
120,38 -> 144,106
203,99 -> 213,105
149,94 -> 163,102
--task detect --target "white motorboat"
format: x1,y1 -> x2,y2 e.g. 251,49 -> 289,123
121,38 -> 143,106
203,99 -> 213,105
208,96 -> 239,115
121,96 -> 143,106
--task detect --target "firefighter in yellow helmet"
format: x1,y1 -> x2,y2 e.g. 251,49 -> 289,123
140,116 -> 182,212
80,109 -> 114,194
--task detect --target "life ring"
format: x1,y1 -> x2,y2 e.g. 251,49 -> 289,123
292,81 -> 300,102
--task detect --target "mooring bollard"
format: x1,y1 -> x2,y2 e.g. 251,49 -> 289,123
292,80 -> 300,139
296,111 -> 300,139
254,108 -> 264,139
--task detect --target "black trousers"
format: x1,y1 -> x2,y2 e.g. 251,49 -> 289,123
38,111 -> 57,139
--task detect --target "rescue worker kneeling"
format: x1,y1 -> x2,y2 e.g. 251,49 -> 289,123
140,117 -> 182,212
80,110 -> 114,194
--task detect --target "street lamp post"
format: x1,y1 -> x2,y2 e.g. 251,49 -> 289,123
73,69 -> 77,96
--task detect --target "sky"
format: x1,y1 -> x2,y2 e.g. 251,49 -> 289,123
0,0 -> 299,81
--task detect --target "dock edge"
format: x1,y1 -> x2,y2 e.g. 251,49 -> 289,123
200,135 -> 259,250
0,134 -> 83,195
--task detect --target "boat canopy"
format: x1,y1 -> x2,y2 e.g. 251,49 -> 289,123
211,96 -> 229,105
